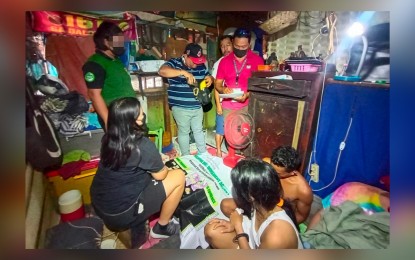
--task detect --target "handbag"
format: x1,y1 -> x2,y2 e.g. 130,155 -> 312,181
191,81 -> 212,106
174,187 -> 216,230
26,76 -> 63,170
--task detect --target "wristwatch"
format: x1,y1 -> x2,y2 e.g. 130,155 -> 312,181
233,233 -> 249,243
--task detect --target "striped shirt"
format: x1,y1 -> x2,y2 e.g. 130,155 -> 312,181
164,57 -> 209,109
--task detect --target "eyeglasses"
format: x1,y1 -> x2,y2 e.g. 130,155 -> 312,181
234,28 -> 251,39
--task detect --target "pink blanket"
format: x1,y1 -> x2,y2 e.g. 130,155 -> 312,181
322,182 -> 390,215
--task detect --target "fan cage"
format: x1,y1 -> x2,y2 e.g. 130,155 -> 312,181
224,112 -> 255,150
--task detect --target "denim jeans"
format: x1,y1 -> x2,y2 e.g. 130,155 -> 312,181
215,113 -> 224,135
172,106 -> 206,155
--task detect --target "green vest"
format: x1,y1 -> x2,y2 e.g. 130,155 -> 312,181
87,54 -> 136,106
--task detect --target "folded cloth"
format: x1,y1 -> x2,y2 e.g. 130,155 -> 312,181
59,91 -> 89,115
300,201 -> 390,249
41,97 -> 68,113
84,112 -> 102,130
71,114 -> 88,131
59,114 -> 88,137
58,160 -> 88,180
63,150 -> 91,165
47,112 -> 62,129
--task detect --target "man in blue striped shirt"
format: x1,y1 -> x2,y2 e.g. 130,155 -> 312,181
159,43 -> 214,156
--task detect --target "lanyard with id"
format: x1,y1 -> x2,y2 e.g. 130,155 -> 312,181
233,57 -> 247,86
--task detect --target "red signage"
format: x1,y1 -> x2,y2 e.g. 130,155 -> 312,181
30,11 -> 137,40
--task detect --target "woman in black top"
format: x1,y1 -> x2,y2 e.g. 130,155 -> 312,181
90,97 -> 185,243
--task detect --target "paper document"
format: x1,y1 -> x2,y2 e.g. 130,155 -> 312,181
266,75 -> 293,80
219,92 -> 244,99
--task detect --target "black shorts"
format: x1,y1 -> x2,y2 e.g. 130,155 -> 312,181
93,179 -> 166,231
131,179 -> 166,226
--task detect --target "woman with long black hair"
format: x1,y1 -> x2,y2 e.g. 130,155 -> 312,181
204,158 -> 303,249
90,97 -> 185,245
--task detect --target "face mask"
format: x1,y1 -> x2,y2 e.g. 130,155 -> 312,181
111,46 -> 126,57
234,48 -> 248,58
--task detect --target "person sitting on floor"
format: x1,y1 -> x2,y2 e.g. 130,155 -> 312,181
90,97 -> 185,246
204,158 -> 303,249
263,146 -> 313,224
221,146 -> 313,225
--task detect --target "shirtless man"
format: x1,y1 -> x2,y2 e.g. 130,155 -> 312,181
221,146 -> 313,224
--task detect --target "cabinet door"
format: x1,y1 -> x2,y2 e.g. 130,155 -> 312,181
246,92 -> 309,160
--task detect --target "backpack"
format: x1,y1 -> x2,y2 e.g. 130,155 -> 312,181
26,76 -> 63,171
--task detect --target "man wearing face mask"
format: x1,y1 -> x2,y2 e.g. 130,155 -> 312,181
158,43 -> 214,156
82,21 -> 136,130
215,28 -> 263,119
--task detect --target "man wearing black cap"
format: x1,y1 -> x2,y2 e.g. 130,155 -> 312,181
82,21 -> 135,130
159,43 -> 214,156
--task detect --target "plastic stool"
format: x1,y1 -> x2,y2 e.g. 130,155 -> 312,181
148,128 -> 163,153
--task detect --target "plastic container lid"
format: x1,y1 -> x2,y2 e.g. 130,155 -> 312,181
334,75 -> 362,82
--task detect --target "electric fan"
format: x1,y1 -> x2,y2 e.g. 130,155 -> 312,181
223,110 -> 255,168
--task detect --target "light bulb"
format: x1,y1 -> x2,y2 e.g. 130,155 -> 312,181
347,22 -> 365,37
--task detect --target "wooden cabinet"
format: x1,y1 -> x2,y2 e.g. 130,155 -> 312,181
246,72 -> 328,174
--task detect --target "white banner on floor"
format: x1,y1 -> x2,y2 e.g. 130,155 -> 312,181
175,153 -> 233,249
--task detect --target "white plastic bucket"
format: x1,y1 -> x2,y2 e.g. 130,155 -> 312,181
100,239 -> 117,249
58,189 -> 85,222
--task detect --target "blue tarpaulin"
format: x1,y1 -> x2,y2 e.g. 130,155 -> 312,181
307,82 -> 389,198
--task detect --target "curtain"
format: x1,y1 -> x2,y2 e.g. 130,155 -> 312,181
45,35 -> 95,100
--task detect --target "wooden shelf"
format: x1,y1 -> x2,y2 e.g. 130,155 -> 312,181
327,78 -> 390,88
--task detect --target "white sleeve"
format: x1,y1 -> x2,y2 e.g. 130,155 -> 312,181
211,57 -> 223,79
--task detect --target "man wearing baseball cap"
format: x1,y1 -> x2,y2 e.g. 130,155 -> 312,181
184,43 -> 207,64
159,43 -> 214,156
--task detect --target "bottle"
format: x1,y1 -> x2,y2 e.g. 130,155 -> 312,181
130,41 -> 137,60
297,45 -> 306,58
